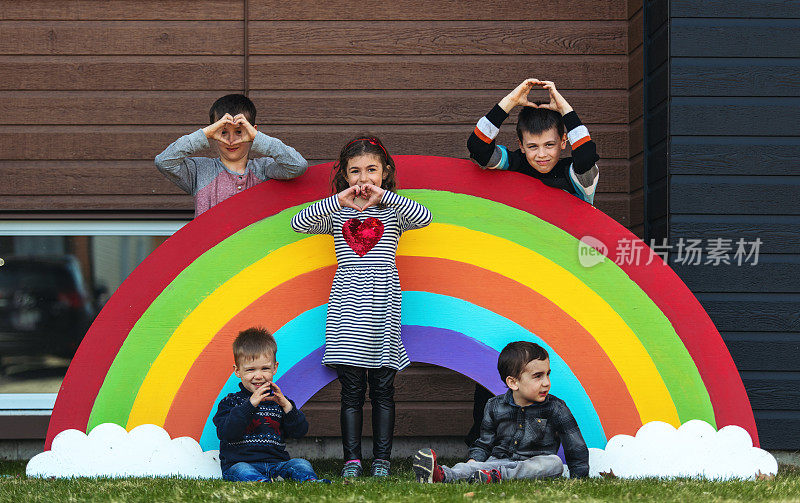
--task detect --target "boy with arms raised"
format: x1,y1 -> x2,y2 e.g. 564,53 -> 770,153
467,79 -> 599,204
465,79 -> 600,446
414,341 -> 589,483
155,94 -> 307,217
213,327 -> 327,482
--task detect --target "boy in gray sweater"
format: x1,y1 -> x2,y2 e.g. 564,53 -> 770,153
155,94 -> 307,217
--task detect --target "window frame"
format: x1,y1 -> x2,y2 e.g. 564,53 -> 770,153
0,220 -> 186,415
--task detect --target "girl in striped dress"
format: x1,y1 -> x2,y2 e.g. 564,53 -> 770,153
290,136 -> 431,478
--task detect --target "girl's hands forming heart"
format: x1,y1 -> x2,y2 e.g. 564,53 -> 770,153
359,184 -> 385,210
338,185 -> 363,211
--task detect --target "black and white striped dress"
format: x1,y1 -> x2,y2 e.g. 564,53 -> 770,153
290,190 -> 432,370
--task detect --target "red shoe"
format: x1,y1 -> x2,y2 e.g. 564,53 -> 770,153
413,448 -> 445,483
469,468 -> 502,483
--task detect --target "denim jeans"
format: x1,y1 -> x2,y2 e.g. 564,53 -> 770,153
223,458 -> 319,482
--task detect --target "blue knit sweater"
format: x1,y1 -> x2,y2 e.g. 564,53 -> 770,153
212,383 -> 309,471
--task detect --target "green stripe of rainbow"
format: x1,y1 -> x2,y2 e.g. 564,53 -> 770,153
89,190 -> 711,435
46,157 -> 757,450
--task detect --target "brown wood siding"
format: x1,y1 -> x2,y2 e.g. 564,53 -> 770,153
0,0 -> 639,439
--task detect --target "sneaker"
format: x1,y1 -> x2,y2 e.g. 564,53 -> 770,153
468,468 -> 502,484
413,448 -> 445,483
341,460 -> 363,478
371,458 -> 391,477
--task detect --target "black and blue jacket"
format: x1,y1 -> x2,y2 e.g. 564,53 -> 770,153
467,104 -> 600,205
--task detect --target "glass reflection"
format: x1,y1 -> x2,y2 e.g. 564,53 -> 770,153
0,235 -> 165,393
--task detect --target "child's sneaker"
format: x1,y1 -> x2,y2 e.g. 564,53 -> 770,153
468,468 -> 502,484
341,460 -> 363,478
413,448 -> 445,483
371,458 -> 391,477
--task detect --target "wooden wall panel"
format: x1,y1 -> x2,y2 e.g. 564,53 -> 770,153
0,91 -> 225,125
672,258 -> 800,293
725,333 -> 800,372
670,0 -> 800,18
0,21 -> 243,55
627,1 -> 644,235
671,215 -> 800,254
670,175 -> 800,215
670,98 -> 800,136
671,58 -> 800,97
670,137 -> 799,176
0,126 -> 629,160
1,0 -> 635,230
0,56 -> 244,90
655,0 -> 800,448
248,21 -> 626,55
248,1 -> 627,21
698,293 -> 800,333
671,19 -> 800,58
2,0 -> 640,441
247,56 -> 627,90
0,1 -> 244,20
0,90 -> 629,125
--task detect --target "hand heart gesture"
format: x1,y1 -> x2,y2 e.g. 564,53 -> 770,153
337,185 -> 363,211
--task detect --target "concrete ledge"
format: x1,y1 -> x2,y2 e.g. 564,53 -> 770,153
1,437 -> 467,462
3,437 -> 799,469
0,439 -> 44,461
285,436 -> 471,460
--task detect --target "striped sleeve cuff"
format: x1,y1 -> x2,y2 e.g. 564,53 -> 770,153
324,194 -> 341,212
473,104 -> 509,144
564,111 -> 591,149
381,189 -> 401,205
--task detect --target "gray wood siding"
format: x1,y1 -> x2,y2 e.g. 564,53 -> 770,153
643,0 -> 800,449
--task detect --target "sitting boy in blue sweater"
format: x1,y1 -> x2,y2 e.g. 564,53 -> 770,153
413,341 -> 589,483
213,327 -> 326,482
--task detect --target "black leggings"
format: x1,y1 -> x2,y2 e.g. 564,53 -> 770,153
336,365 -> 396,461
466,383 -> 494,446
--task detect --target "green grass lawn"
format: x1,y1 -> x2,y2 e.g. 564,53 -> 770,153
1,459 -> 799,502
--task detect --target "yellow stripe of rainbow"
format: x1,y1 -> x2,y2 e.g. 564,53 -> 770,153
126,223 -> 680,429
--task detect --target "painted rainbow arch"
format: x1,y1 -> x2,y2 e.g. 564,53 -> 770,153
46,156 -> 758,450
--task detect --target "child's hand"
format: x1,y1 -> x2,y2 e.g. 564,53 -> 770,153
467,459 -> 477,463
499,78 -> 541,113
338,185 -> 364,211
249,382 -> 273,407
535,81 -> 573,116
230,114 -> 258,145
359,184 -> 385,210
261,382 -> 293,413
202,113 -> 235,146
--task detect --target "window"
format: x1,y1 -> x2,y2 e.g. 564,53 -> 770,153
0,221 -> 186,410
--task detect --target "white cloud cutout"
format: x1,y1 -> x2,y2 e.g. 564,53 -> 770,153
26,423 -> 222,479
588,420 -> 778,480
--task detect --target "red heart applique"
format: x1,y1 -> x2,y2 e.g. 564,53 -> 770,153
342,217 -> 384,257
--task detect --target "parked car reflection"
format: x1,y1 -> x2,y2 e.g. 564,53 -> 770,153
0,255 -> 95,364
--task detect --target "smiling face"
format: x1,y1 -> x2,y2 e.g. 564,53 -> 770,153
234,353 -> 278,394
506,358 -> 551,406
344,153 -> 388,188
212,121 -> 255,165
518,128 -> 567,174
